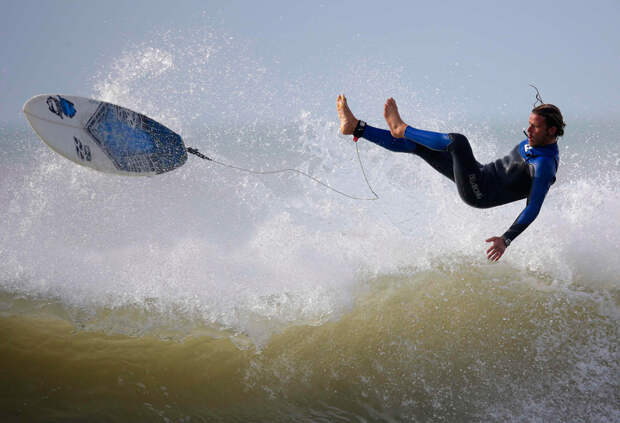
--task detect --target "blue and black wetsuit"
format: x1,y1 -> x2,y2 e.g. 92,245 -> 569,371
357,124 -> 559,245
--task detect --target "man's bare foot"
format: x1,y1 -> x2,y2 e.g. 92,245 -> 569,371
337,94 -> 358,135
384,98 -> 408,139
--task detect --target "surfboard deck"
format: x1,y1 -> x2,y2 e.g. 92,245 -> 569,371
23,95 -> 187,176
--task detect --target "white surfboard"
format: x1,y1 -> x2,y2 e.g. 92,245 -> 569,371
23,95 -> 187,176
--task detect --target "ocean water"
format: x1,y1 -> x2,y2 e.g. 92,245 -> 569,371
1,28 -> 619,422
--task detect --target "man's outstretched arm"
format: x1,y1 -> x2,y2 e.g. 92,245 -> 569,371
486,158 -> 556,261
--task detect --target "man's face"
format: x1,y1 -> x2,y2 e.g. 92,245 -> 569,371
527,113 -> 556,146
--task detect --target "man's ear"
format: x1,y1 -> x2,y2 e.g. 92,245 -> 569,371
548,126 -> 558,137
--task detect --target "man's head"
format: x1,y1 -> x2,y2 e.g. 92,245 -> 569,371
527,104 -> 565,146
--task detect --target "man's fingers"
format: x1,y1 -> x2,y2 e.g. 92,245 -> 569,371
487,248 -> 503,261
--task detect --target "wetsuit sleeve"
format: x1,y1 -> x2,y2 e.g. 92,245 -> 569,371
502,157 -> 556,244
362,125 -> 417,153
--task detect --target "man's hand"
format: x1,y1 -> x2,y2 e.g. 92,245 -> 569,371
485,236 -> 507,261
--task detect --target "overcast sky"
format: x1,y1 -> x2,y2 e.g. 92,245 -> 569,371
2,0 -> 619,126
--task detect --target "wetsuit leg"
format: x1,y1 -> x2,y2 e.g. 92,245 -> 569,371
404,126 -> 452,151
446,133 -> 487,207
361,125 -> 455,181
362,125 -> 417,153
414,135 -> 488,204
412,145 -> 455,181
362,126 -> 487,206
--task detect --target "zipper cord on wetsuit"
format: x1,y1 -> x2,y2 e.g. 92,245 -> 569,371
186,140 -> 379,201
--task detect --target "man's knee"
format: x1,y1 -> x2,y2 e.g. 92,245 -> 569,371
446,133 -> 469,153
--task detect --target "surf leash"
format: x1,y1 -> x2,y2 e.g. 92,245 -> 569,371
187,138 -> 379,201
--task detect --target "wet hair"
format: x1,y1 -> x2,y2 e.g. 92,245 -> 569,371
532,104 -> 565,137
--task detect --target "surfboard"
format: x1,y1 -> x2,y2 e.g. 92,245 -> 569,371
23,95 -> 187,176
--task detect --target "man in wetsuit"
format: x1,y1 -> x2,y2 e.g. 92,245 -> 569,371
337,95 -> 565,261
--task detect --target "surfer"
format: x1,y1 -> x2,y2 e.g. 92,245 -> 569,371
337,94 -> 564,261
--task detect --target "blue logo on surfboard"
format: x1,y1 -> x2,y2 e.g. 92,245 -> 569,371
47,95 -> 76,119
